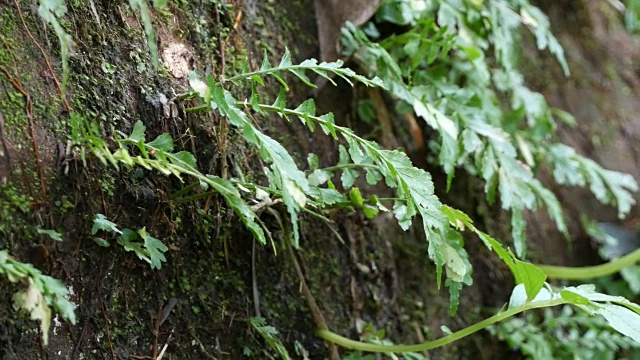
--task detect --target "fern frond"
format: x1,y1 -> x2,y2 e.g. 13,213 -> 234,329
225,48 -> 385,89
37,0 -> 73,95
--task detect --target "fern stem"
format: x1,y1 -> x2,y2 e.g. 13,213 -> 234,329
225,64 -> 334,83
319,163 -> 381,173
317,299 -> 568,353
253,104 -> 374,149
539,248 -> 640,280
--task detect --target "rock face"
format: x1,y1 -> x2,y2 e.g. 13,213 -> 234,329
521,1 -> 640,267
314,0 -> 381,61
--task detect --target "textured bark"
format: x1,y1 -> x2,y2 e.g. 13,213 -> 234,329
0,1 -> 638,359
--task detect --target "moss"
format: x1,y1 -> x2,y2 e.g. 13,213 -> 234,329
0,0 -> 356,358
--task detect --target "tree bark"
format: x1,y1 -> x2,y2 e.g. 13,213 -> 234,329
0,0 -> 638,359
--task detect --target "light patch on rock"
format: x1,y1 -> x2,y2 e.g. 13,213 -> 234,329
162,43 -> 191,79
53,314 -> 61,335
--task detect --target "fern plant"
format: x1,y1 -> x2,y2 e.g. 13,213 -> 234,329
0,250 -> 76,346
91,214 -> 168,269
32,0 -> 640,355
184,50 -> 476,301
342,0 -> 638,258
37,0 -> 73,94
489,305 -> 640,360
63,42 -> 640,352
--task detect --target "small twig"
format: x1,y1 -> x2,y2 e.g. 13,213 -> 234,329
152,298 -> 178,359
95,259 -> 116,358
214,5 -> 226,76
99,299 -> 116,360
232,8 -> 243,31
156,329 -> 173,360
72,319 -> 91,358
252,238 -> 261,317
152,305 -> 162,359
0,110 -> 12,171
323,221 -> 346,245
411,322 -> 430,359
282,210 -> 340,360
191,331 -> 217,360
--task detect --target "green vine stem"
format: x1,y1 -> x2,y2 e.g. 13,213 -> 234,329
318,247 -> 640,353
317,299 -> 567,353
539,248 -> 640,280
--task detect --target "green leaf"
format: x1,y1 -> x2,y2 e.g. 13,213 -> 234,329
445,279 -> 463,316
0,250 -> 76,346
246,127 -> 309,246
36,227 -> 63,241
316,188 -> 345,205
37,0 -> 72,96
129,0 -> 159,67
362,204 -> 379,219
529,181 -> 568,237
597,304 -> 640,343
138,227 -> 168,270
562,285 -> 640,342
52,296 -> 76,328
350,187 -> 364,208
250,317 -> 292,360
308,169 -> 331,186
382,149 -> 446,231
170,151 -> 197,169
520,5 -> 570,76
559,289 -> 591,306
129,121 -> 146,143
117,229 -> 150,263
153,0 -> 168,8
479,230 -> 546,299
442,242 -> 466,283
507,283 -> 529,309
92,214 -> 122,235
307,153 -> 319,170
93,237 -> 111,247
212,83 -> 252,127
441,205 -> 473,231
279,48 -> 292,68
12,279 -> 52,345
393,202 -> 414,230
511,210 -> 527,259
209,177 -> 268,246
188,71 -> 211,103
341,168 -> 359,189
512,258 -> 547,300
338,145 -> 350,166
147,133 -> 174,152
365,168 -> 383,185
226,48 -> 384,89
